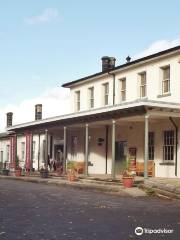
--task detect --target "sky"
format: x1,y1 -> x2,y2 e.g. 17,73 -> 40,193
0,0 -> 180,131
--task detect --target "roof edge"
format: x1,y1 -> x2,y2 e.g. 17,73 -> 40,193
62,45 -> 180,88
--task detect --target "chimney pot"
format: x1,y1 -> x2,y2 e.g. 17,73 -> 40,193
6,112 -> 13,127
35,104 -> 42,120
101,56 -> 116,72
126,56 -> 131,63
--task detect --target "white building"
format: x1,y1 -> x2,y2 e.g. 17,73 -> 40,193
1,46 -> 180,178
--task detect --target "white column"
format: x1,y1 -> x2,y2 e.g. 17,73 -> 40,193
111,120 -> 116,179
85,124 -> 89,176
63,126 -> 67,174
144,115 -> 149,179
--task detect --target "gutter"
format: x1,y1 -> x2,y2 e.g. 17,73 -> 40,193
169,117 -> 178,176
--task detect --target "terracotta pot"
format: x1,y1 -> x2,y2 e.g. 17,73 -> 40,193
15,169 -> 22,177
122,177 -> 134,188
68,173 -> 76,182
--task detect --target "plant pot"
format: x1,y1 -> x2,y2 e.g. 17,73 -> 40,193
67,173 -> 76,182
15,169 -> 22,177
2,169 -> 9,176
56,167 -> 63,175
122,177 -> 134,188
40,170 -> 49,178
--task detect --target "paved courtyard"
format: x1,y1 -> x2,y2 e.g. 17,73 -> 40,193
0,180 -> 180,240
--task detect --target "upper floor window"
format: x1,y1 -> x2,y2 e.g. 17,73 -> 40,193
103,83 -> 109,106
88,87 -> 94,108
75,91 -> 80,111
139,72 -> 147,98
120,78 -> 126,101
21,142 -> 25,160
161,66 -> 170,94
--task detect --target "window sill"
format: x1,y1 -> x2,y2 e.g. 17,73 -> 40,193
157,93 -> 171,98
138,97 -> 148,101
159,162 -> 175,166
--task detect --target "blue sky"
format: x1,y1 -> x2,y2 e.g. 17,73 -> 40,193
0,0 -> 180,129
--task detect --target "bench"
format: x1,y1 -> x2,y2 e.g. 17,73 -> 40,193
136,161 -> 155,177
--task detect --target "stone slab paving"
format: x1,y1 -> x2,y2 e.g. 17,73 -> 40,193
0,175 -> 147,197
143,177 -> 180,199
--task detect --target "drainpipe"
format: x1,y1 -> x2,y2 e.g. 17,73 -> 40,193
105,125 -> 109,174
38,133 -> 40,171
169,117 -> 178,176
108,72 -> 115,105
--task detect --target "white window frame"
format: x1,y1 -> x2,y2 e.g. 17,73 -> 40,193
120,78 -> 126,102
161,65 -> 170,94
75,91 -> 80,111
103,83 -> 109,106
88,87 -> 94,109
163,130 -> 174,162
139,72 -> 147,98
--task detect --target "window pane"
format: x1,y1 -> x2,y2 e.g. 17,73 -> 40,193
163,67 -> 170,79
163,80 -> 169,93
163,130 -> 174,161
105,95 -> 108,105
141,73 -> 146,85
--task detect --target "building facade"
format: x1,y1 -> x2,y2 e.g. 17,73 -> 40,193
1,46 -> 180,178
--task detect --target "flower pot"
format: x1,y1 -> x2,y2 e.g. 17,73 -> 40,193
67,173 -> 76,182
2,169 -> 9,176
122,177 -> 134,188
40,170 -> 49,178
15,169 -> 22,177
56,167 -> 63,175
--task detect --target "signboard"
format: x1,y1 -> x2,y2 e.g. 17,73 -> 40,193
25,133 -> 32,170
10,136 -> 16,168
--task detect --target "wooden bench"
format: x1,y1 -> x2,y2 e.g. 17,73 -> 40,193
136,161 -> 155,177
74,162 -> 85,174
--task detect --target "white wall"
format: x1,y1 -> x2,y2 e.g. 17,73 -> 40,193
70,52 -> 180,112
0,138 -> 10,165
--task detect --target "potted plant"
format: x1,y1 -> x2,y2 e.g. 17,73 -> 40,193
122,157 -> 134,188
2,162 -> 10,176
40,166 -> 49,178
67,161 -> 77,181
122,170 -> 134,188
15,156 -> 22,177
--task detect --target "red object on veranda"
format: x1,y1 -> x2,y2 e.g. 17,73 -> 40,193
15,169 -> 22,177
122,177 -> 134,188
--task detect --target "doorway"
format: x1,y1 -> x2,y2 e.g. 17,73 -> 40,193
115,141 -> 127,174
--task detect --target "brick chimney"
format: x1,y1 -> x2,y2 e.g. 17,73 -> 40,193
7,112 -> 13,127
101,56 -> 116,72
35,104 -> 42,120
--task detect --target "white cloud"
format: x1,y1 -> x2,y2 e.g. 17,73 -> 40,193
25,8 -> 59,25
134,39 -> 180,59
0,87 -> 70,132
